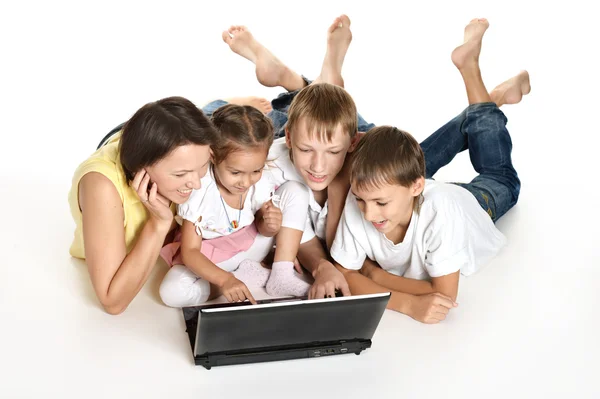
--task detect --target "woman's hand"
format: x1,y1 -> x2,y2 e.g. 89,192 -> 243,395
131,169 -> 173,228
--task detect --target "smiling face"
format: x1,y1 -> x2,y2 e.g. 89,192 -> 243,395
351,178 -> 424,239
286,118 -> 356,193
212,147 -> 268,196
144,144 -> 211,205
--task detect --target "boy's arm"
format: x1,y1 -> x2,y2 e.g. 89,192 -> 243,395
325,155 -> 353,250
361,259 -> 460,301
297,237 -> 351,299
325,175 -> 350,250
335,264 -> 457,324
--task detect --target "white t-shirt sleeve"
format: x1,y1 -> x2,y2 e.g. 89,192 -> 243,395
177,189 -> 203,224
300,217 -> 316,244
423,198 -> 470,278
330,200 -> 367,270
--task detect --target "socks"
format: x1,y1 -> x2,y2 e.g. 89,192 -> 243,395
233,259 -> 271,287
265,261 -> 310,297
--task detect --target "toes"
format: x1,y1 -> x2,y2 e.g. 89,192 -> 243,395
222,30 -> 232,45
339,14 -> 351,27
328,17 -> 342,33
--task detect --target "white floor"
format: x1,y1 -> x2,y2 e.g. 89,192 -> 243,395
1,1 -> 598,398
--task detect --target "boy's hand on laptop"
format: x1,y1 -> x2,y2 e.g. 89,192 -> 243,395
309,260 -> 351,299
221,275 -> 257,305
408,293 -> 457,324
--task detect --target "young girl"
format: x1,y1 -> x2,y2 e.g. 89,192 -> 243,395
159,104 -> 311,307
331,19 -> 529,324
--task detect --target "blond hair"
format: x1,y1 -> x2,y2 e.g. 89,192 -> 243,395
286,83 -> 358,142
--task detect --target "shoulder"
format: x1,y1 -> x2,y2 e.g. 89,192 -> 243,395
78,172 -> 124,219
267,137 -> 289,160
341,193 -> 365,226
421,181 -> 470,215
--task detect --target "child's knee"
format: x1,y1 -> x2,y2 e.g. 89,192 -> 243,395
159,265 -> 210,308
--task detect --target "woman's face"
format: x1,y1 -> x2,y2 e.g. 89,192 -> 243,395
144,144 -> 212,205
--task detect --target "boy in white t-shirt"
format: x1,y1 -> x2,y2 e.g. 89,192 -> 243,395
332,18 -> 527,324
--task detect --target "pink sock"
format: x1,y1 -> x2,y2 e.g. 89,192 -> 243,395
265,261 -> 310,297
233,259 -> 271,287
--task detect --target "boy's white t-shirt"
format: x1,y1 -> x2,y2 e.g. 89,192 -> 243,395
267,138 -> 326,243
177,166 -> 276,239
330,179 -> 507,279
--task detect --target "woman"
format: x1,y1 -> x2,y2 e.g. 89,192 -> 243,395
69,96 -> 219,314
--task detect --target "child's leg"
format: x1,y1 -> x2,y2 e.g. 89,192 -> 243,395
420,20 -> 529,179
159,265 -> 218,307
449,19 -> 520,221
419,70 -> 530,178
311,15 -> 352,88
201,97 -> 272,117
265,181 -> 312,297
221,25 -> 306,92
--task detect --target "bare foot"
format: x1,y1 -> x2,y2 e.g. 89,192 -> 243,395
490,70 -> 531,107
222,26 -> 305,91
451,18 -> 489,71
225,96 -> 273,114
314,15 -> 353,87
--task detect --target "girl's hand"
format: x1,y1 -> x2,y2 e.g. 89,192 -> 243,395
259,201 -> 283,236
131,169 -> 173,228
220,275 -> 257,304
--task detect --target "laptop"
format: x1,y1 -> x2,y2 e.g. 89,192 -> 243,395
182,292 -> 391,369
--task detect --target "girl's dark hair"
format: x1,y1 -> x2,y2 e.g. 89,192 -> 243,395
119,96 -> 219,181
210,104 -> 274,164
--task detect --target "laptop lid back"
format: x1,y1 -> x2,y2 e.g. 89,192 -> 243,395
194,293 -> 390,356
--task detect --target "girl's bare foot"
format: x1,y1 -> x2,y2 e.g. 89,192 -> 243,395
490,70 -> 531,107
222,26 -> 305,91
451,18 -> 489,71
225,96 -> 273,114
314,15 -> 352,87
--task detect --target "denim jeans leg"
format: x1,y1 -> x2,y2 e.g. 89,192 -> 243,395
460,102 -> 521,221
201,100 -> 229,118
419,111 -> 469,179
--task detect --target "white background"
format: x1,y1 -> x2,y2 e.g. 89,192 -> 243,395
1,1 -> 598,398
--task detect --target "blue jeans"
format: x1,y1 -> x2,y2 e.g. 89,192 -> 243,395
420,102 -> 520,222
201,76 -> 376,137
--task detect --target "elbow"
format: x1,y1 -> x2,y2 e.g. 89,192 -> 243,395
98,297 -> 128,315
102,303 -> 127,316
96,290 -> 129,315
